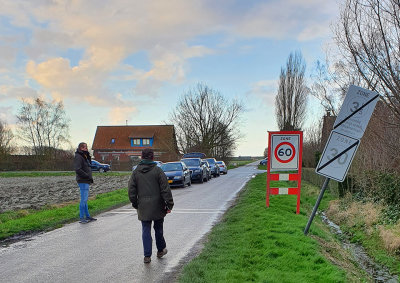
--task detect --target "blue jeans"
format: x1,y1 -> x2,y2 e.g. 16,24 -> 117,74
78,183 -> 91,219
141,219 -> 166,257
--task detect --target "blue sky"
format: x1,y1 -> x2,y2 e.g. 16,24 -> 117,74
0,0 -> 339,156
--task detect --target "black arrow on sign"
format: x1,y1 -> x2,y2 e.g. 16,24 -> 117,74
334,94 -> 379,129
317,140 -> 360,172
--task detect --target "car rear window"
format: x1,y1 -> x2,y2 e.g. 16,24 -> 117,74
206,158 -> 216,165
161,163 -> 182,171
181,159 -> 200,166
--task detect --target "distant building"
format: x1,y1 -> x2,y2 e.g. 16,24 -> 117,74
92,125 -> 180,168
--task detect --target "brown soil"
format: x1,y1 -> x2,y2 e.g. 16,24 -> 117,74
0,175 -> 131,213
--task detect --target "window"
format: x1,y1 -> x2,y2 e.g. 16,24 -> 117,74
133,139 -> 140,145
110,138 -> 115,144
142,139 -> 150,145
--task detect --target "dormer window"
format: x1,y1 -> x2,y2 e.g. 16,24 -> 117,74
130,137 -> 154,147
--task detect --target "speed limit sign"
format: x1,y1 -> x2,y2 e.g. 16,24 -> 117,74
266,131 -> 303,213
270,132 -> 301,170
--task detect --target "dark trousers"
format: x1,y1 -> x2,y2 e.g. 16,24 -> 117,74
141,218 -> 166,257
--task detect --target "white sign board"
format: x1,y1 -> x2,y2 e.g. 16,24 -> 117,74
333,85 -> 379,139
270,134 -> 300,171
316,131 -> 360,182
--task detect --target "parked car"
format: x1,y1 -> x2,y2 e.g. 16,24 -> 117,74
181,158 -> 208,183
132,160 -> 163,171
216,161 -> 228,174
90,160 -> 111,173
201,159 -> 212,180
205,158 -> 220,177
182,152 -> 206,159
160,162 -> 191,188
259,159 -> 268,165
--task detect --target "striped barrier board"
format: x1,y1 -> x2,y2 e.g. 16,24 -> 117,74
269,173 -> 299,181
266,131 -> 303,214
269,187 -> 298,195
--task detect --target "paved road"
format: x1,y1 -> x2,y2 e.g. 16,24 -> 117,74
0,163 -> 265,283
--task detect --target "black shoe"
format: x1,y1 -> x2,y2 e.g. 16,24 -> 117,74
79,219 -> 89,224
144,256 -> 151,263
87,217 -> 97,222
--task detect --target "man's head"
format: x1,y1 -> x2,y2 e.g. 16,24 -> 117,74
141,148 -> 154,160
78,142 -> 88,151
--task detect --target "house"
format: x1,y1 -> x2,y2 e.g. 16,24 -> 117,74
92,125 -> 180,169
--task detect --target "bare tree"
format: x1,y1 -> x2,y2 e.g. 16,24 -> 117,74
16,97 -> 70,157
303,120 -> 323,167
169,83 -> 243,160
0,119 -> 14,156
335,0 -> 400,122
275,51 -> 308,131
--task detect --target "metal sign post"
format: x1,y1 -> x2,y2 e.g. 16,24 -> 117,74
266,131 -> 303,214
304,85 -> 379,235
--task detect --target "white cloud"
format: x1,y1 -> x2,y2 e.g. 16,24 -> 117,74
0,0 -> 338,147
232,0 -> 338,41
247,80 -> 278,108
108,106 -> 137,124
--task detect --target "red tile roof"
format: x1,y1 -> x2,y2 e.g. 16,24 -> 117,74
92,125 -> 177,151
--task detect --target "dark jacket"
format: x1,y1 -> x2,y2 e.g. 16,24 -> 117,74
74,150 -> 93,184
128,161 -> 174,221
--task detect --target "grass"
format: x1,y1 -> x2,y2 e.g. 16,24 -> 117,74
178,173 -> 368,283
327,198 -> 400,275
227,160 -> 255,170
0,188 -> 130,240
0,171 -> 131,177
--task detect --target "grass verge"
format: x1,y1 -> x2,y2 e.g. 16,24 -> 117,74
0,171 -> 131,177
178,173 -> 369,283
227,160 -> 255,170
0,188 -> 130,241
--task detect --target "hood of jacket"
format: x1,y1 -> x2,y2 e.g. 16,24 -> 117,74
137,160 -> 157,173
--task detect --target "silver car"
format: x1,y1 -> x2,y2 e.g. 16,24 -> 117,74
216,161 -> 228,174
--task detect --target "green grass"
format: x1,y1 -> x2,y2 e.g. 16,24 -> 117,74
0,188 -> 130,240
227,160 -> 254,170
178,174 -> 360,283
0,171 -> 131,177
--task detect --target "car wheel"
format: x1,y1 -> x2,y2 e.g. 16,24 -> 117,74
99,168 -> 104,173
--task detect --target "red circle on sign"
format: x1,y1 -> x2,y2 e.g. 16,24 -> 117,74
274,142 -> 296,163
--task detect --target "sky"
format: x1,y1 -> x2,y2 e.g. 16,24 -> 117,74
0,0 -> 340,156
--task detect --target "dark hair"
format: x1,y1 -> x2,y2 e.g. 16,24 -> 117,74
141,148 -> 154,160
78,142 -> 87,150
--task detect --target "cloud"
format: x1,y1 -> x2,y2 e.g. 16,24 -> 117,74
108,106 -> 137,124
247,80 -> 277,108
231,0 -> 337,41
1,0 -> 337,116
0,84 -> 39,101
0,106 -> 14,123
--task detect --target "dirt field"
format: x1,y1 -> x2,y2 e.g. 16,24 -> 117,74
0,175 -> 131,213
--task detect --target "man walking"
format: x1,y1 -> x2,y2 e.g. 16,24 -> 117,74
128,148 -> 174,263
74,142 -> 97,224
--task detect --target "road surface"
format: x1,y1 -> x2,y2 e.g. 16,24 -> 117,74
0,163 -> 265,283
